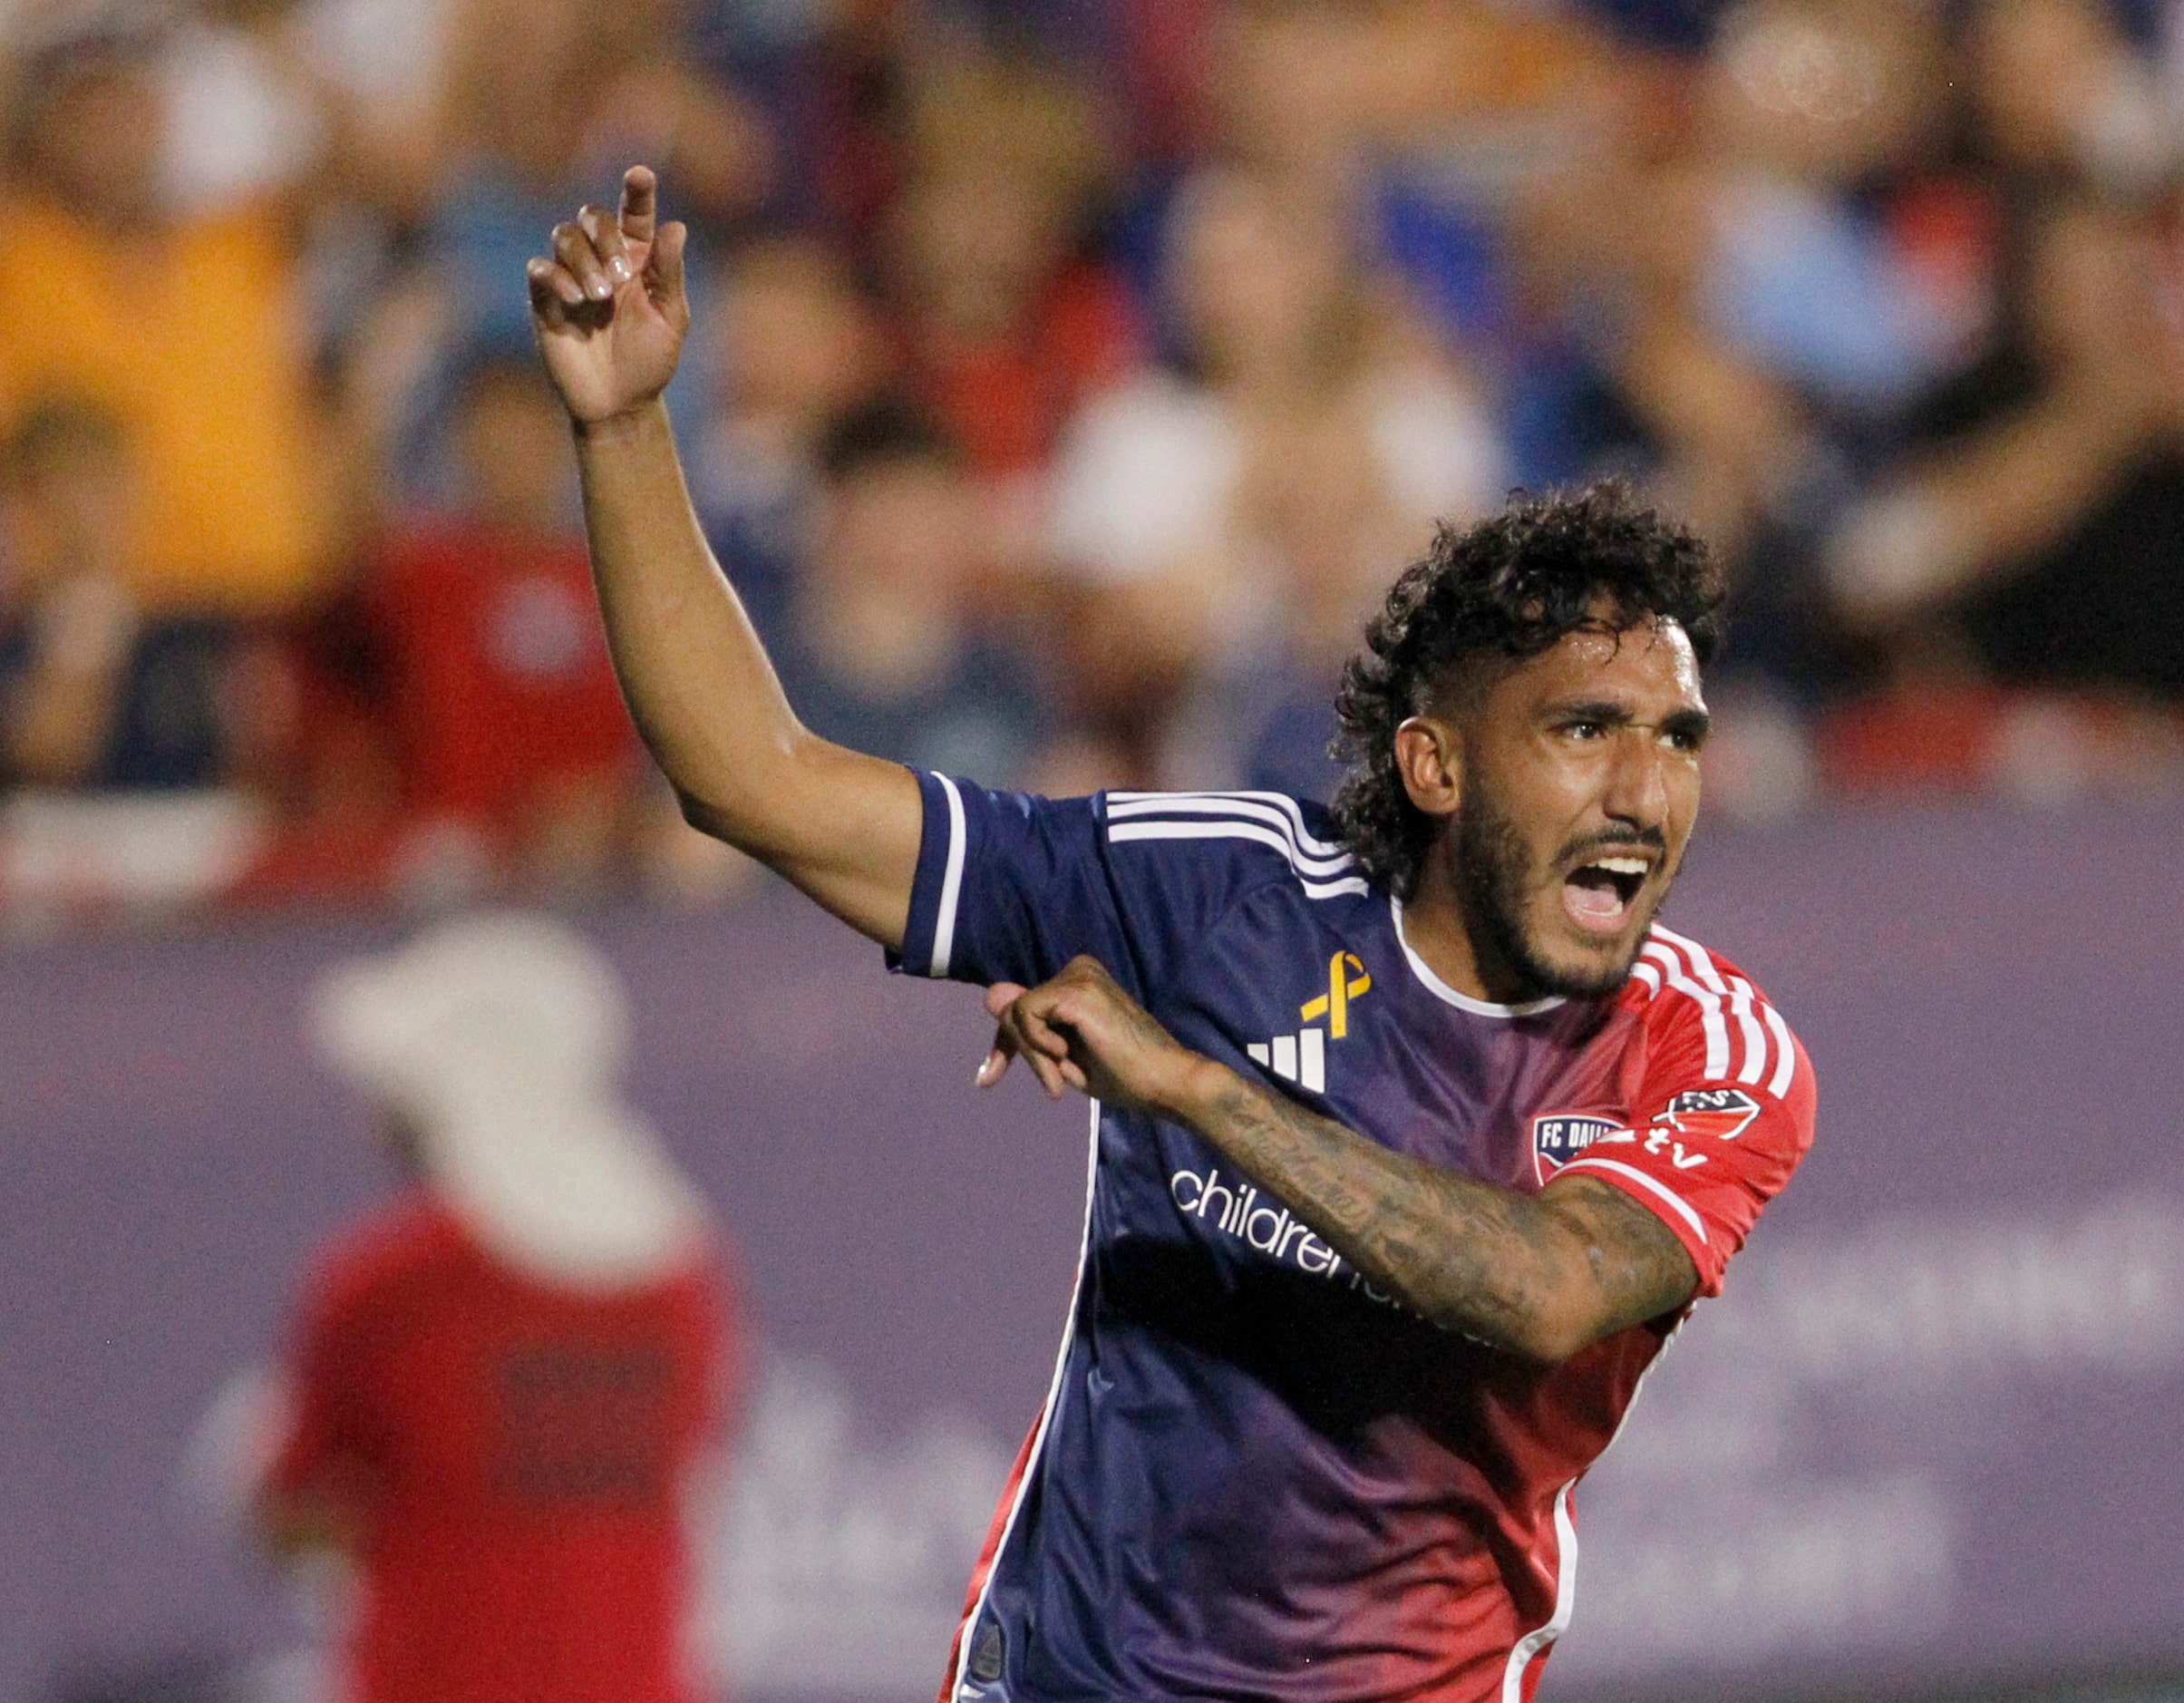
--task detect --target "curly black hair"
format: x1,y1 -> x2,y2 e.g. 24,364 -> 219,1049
1329,483 -> 1724,899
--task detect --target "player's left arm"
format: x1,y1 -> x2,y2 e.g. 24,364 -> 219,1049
254,1258 -> 382,1565
983,959 -> 1696,1362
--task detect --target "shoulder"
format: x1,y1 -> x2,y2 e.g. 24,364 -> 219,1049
1619,922 -> 1813,1110
302,1192 -> 471,1324
1100,789 -> 1371,904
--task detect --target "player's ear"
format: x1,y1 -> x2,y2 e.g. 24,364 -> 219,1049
1394,715 -> 1461,822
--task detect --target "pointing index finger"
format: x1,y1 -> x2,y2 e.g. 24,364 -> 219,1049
619,165 -> 658,247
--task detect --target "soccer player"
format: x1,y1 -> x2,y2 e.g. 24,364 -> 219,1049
528,170 -> 1815,1703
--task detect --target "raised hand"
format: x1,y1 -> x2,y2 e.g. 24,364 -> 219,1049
528,166 -> 690,426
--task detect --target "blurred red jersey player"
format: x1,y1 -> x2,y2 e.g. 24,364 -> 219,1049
259,913 -> 740,1703
369,353 -> 641,887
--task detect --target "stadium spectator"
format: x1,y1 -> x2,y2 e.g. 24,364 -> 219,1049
156,0 -> 340,220
0,399 -> 239,793
690,231 -> 894,648
360,347 -> 641,896
1693,0 -> 1966,414
0,17 -> 333,617
880,51 -> 1141,499
1448,0 -> 1964,725
12,0 -> 2184,921
706,0 -> 913,252
1965,0 -> 2176,197
1046,161 -> 1506,787
770,396 -> 1053,788
427,0 -> 772,295
374,0 -> 771,501
262,910 -> 740,1703
1815,189 -> 2184,793
1102,0 -> 1616,398
1180,0 -> 1383,204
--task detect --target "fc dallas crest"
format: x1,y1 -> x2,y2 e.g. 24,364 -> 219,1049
1531,1113 -> 1621,1187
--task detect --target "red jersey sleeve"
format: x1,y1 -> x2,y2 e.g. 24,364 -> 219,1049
263,1200 -> 443,1508
265,1256 -> 375,1507
1552,929 -> 1817,1297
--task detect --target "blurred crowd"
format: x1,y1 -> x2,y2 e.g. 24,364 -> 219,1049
5,0 -> 2184,921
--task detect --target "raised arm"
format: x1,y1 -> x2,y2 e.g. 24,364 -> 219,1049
980,959 -> 1698,1363
528,166 -> 921,947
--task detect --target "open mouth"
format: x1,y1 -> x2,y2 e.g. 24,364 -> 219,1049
1560,854 -> 1650,937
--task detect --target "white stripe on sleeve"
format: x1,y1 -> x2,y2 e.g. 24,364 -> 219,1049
929,773 -> 967,978
1759,997 -> 1798,1098
1723,975 -> 1770,1088
1107,821 -> 1369,898
1557,1155 -> 1710,1245
1661,928 -> 1762,1083
1105,794 -> 1354,874
1655,924 -> 1729,993
1641,941 -> 1730,1079
1108,789 -> 1346,858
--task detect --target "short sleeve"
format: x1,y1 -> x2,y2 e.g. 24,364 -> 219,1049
263,1248 -> 381,1505
890,774 -> 1311,1001
1552,967 -> 1817,1299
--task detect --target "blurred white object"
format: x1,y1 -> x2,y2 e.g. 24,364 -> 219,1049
704,1355 -> 1012,1694
0,788 -> 268,921
310,910 -> 709,1286
159,13 -> 329,216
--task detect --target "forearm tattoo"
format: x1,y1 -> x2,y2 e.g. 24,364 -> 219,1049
1194,1078 -> 1696,1358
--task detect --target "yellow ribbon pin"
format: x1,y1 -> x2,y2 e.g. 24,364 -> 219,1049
1300,952 -> 1371,1039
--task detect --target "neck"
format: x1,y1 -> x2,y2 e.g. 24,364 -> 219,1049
1403,851 -> 1534,1007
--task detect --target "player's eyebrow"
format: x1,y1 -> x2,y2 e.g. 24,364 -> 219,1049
1547,697 -> 1636,725
1545,698 -> 1713,743
1662,707 -> 1713,745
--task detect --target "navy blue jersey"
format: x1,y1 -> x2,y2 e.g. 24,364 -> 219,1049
893,777 -> 1815,1703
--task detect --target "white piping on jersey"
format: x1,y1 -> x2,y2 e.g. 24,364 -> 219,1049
1106,793 -> 1355,875
1655,925 -> 1768,1085
1754,991 -> 1797,1098
1109,789 -> 1348,860
1651,923 -> 1728,994
929,774 -> 969,978
1558,1154 -> 1709,1245
1498,1306 -> 1694,1700
1718,965 -> 1801,1099
1500,1482 -> 1578,1702
1390,897 -> 1564,1018
1638,941 -> 1731,1079
1108,821 -> 1371,900
949,1097 -> 1104,1699
1722,976 -> 1770,1089
1635,925 -> 1798,1098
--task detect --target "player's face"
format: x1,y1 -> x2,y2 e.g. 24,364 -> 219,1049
1453,618 -> 1708,999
